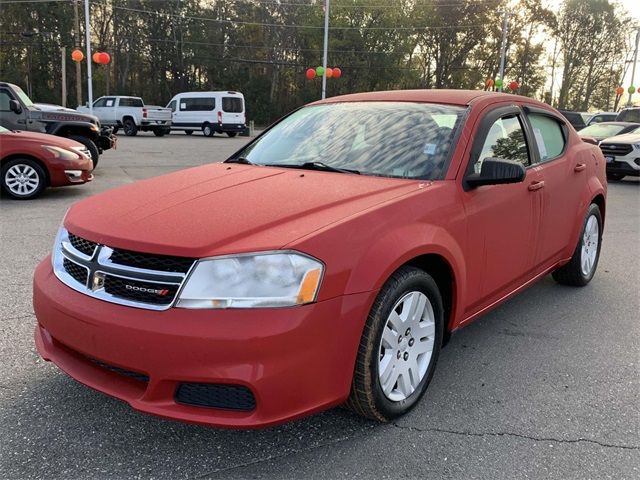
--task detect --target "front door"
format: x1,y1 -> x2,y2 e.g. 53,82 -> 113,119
460,106 -> 543,314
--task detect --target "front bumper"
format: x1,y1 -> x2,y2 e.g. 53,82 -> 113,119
97,126 -> 116,151
48,156 -> 93,187
33,258 -> 374,428
605,153 -> 640,176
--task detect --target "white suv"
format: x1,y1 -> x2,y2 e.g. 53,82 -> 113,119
599,128 -> 640,180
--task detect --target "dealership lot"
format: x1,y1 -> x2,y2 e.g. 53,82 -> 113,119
1,133 -> 638,479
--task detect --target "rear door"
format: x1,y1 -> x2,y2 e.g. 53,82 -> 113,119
523,107 -> 583,266
460,105 -> 543,311
221,94 -> 244,126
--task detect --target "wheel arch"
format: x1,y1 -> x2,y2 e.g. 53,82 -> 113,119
1,153 -> 51,186
591,193 -> 606,227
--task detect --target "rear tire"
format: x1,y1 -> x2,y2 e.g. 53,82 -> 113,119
68,135 -> 99,169
202,123 -> 214,137
1,158 -> 47,200
184,130 -> 193,136
123,118 -> 138,136
606,173 -> 625,181
227,132 -> 237,138
552,203 -> 602,286
345,266 -> 444,422
153,129 -> 167,137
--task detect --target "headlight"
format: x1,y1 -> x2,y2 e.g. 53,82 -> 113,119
42,145 -> 80,161
176,251 -> 324,309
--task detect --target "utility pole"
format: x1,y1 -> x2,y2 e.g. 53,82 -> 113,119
73,0 -> 82,107
549,37 -> 559,106
84,0 -> 94,113
61,47 -> 67,107
321,0 -> 330,99
497,10 -> 510,92
627,29 -> 640,108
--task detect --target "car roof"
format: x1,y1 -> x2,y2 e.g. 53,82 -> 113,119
312,89 -> 550,108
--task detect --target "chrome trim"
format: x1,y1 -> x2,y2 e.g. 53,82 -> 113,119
52,227 -> 194,311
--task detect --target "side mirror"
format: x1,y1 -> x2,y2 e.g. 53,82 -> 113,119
465,157 -> 526,189
9,99 -> 22,114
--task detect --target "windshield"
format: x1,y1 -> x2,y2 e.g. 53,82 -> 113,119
239,102 -> 465,180
13,86 -> 36,110
579,123 -> 626,137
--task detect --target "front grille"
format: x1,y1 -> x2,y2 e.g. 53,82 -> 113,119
63,258 -> 88,286
175,383 -> 256,411
68,232 -> 98,257
110,248 -> 194,273
600,143 -> 633,156
103,276 -> 179,305
89,357 -> 150,383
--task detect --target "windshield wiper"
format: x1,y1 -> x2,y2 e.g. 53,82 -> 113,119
265,161 -> 360,175
224,156 -> 254,165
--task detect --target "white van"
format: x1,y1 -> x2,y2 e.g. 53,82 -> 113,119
166,91 -> 246,137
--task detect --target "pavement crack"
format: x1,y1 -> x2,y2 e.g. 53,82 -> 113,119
391,423 -> 639,450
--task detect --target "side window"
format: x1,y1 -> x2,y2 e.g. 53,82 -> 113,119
528,114 -> 565,161
473,116 -> 529,173
105,98 -> 115,107
93,98 -> 107,108
0,90 -> 15,111
168,100 -> 176,112
180,97 -> 215,111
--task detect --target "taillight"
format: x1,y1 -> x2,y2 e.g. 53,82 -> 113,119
217,111 -> 222,124
142,108 -> 148,118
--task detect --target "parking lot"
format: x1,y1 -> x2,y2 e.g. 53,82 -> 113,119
1,132 -> 638,479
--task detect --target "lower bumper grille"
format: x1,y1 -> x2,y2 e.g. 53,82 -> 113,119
89,357 -> 150,383
175,383 -> 256,411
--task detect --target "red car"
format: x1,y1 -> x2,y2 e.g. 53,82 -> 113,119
33,90 -> 606,428
1,127 -> 93,199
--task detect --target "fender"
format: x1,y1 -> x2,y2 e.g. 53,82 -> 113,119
48,121 -> 99,141
343,222 -> 467,330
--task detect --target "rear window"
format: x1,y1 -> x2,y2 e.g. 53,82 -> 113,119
222,97 -> 243,113
528,114 -> 565,161
119,97 -> 144,107
180,97 -> 215,111
617,108 -> 640,123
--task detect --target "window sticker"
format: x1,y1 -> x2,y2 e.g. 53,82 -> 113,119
423,143 -> 437,155
533,127 -> 548,159
106,100 -> 114,107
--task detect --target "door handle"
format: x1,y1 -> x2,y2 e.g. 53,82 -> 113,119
528,181 -> 545,191
574,163 -> 586,172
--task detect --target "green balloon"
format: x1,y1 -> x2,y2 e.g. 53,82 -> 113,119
629,86 -> 636,94
495,78 -> 503,88
316,66 -> 325,76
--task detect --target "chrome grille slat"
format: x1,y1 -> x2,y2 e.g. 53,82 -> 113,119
53,228 -> 196,311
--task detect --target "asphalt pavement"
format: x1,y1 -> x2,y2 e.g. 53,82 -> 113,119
1,131 -> 638,479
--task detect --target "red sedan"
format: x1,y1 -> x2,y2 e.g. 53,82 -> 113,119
33,90 -> 606,428
1,127 -> 92,199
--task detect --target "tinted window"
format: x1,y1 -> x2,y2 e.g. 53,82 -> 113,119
93,98 -> 107,108
119,97 -> 144,107
474,116 -> 529,172
0,90 -> 14,111
180,97 -> 215,111
168,100 -> 177,112
222,97 -> 243,113
239,102 -> 465,180
617,108 -> 640,123
528,114 -> 565,161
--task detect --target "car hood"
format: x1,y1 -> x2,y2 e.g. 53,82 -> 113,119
30,108 -> 99,125
65,163 -> 421,258
600,132 -> 640,144
1,130 -> 85,149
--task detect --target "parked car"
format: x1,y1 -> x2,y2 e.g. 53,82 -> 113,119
599,131 -> 640,180
77,96 -> 172,136
584,111 -> 618,126
34,103 -> 77,113
0,126 -> 92,199
558,109 -> 589,130
167,91 -> 246,137
34,90 -> 606,428
0,82 -> 115,168
577,121 -> 639,142
615,106 -> 640,123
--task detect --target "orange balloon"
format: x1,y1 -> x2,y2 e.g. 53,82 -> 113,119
92,52 -> 102,63
71,49 -> 84,62
99,52 -> 110,64
326,68 -> 333,78
333,67 -> 342,78
615,86 -> 624,96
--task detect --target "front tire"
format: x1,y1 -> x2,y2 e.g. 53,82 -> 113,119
552,203 -> 602,286
1,158 -> 47,200
123,118 -> 138,136
345,266 -> 444,422
68,135 -> 99,169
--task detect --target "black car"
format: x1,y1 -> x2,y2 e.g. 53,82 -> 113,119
558,110 -> 589,130
616,107 -> 640,123
577,121 -> 640,142
0,82 -> 115,168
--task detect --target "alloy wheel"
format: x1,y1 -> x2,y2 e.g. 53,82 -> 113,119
581,215 -> 599,276
4,164 -> 40,197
